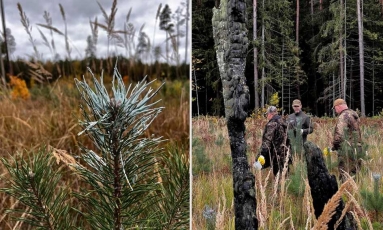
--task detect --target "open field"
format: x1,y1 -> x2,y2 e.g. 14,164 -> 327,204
192,116 -> 383,229
0,76 -> 189,229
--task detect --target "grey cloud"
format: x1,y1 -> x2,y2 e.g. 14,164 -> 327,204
4,0 -> 189,63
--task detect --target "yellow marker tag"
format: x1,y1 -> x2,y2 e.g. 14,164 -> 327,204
323,147 -> 329,156
258,155 -> 265,166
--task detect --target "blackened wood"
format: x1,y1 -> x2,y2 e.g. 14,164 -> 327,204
304,141 -> 357,230
212,0 -> 257,229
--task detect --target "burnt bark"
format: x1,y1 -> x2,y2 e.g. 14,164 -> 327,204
304,141 -> 356,230
212,0 -> 258,229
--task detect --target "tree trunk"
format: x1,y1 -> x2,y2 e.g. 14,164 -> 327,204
333,73 -> 335,116
0,0 -> 10,74
357,0 -> 365,116
343,0 -> 347,100
212,0 -> 258,229
372,57 -> 375,115
254,0 -> 260,110
193,67 -> 200,117
296,0 -> 299,45
380,0 -> 383,16
310,0 -> 313,15
185,0 -> 189,64
261,0 -> 265,108
176,15 -> 180,78
281,40 -> 284,110
349,58 -> 353,106
0,43 -> 6,89
295,0 -> 301,99
339,0 -> 345,98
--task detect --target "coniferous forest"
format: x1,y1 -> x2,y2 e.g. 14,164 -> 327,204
192,0 -> 383,117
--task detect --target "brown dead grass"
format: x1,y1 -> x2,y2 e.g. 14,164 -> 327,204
192,116 -> 382,229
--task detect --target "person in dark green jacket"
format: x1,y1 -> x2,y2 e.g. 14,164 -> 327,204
287,99 -> 313,143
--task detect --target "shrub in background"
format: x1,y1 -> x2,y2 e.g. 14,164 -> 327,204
192,138 -> 212,175
10,76 -> 30,100
287,161 -> 307,197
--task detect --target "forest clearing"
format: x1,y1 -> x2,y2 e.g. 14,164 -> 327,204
192,116 -> 383,229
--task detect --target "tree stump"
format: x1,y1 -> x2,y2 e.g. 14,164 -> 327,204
304,141 -> 357,230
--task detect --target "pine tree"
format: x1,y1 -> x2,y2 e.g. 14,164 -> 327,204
159,4 -> 174,64
85,35 -> 96,59
136,31 -> 150,62
1,65 -> 190,229
361,174 -> 383,220
1,148 -> 74,229
256,0 -> 306,110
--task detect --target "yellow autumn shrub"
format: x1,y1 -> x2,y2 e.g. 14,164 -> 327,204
10,76 -> 30,100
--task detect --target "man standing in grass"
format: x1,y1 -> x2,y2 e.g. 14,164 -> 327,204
331,98 -> 363,182
287,99 -> 313,144
257,106 -> 290,176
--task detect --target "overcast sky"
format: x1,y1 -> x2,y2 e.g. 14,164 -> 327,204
2,0 -> 190,64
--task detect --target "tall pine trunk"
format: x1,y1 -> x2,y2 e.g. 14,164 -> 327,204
340,0 -> 345,98
357,0 -> 365,116
310,0 -> 314,15
261,0 -> 265,108
0,41 -> 5,89
185,0 -> 189,64
254,0 -> 260,110
296,0 -> 301,98
296,0 -> 299,45
343,0 -> 347,100
212,0 -> 258,228
0,0 -> 10,74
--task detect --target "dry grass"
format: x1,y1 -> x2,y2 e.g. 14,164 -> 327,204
192,116 -> 383,229
314,178 -> 356,230
0,77 -> 189,229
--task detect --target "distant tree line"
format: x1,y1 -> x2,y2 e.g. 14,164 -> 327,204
192,0 -> 383,117
5,57 -> 189,84
0,0 -> 190,85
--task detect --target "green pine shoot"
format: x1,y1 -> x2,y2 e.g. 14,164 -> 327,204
73,65 -> 165,229
360,173 -> 383,220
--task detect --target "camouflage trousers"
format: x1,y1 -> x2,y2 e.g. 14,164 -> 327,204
337,152 -> 362,183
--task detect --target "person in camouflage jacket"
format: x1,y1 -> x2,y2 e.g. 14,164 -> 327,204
258,106 -> 290,176
331,98 -> 363,182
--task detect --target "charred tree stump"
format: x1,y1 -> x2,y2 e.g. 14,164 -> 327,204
304,141 -> 357,230
212,0 -> 257,229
